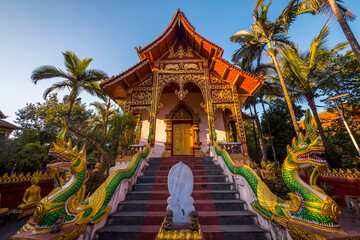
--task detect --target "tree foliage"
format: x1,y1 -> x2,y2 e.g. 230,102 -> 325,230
261,99 -> 305,162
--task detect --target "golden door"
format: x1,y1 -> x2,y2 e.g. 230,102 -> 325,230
172,123 -> 194,155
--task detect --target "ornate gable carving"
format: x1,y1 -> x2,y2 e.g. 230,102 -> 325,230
138,76 -> 153,86
166,102 -> 199,120
168,45 -> 194,59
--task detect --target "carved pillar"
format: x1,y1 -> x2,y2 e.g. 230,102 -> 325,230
204,69 -> 215,143
149,70 -> 159,147
193,119 -> 203,156
162,119 -> 173,157
233,92 -> 249,156
134,116 -> 142,144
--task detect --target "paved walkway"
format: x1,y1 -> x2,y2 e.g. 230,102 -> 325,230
0,215 -> 29,240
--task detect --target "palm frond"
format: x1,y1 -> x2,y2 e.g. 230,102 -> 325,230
62,51 -> 81,74
31,66 -> 68,84
76,58 -> 93,76
309,20 -> 330,68
42,81 -> 69,99
330,41 -> 348,53
308,0 -> 356,21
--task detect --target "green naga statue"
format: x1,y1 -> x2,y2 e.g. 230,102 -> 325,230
214,110 -> 340,229
18,119 -> 150,234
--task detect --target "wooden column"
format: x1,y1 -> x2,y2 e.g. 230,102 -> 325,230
233,92 -> 249,156
149,70 -> 159,147
204,69 -> 215,143
162,119 -> 172,157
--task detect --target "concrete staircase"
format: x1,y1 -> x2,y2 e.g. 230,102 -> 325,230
95,156 -> 271,240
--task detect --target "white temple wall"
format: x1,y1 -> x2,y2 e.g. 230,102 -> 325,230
214,108 -> 226,142
153,92 -> 209,157
139,119 -> 150,146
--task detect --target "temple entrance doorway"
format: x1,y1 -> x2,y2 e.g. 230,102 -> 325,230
162,101 -> 203,157
172,121 -> 194,155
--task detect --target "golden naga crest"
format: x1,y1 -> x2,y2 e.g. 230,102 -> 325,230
47,118 -> 86,171
285,110 -> 327,169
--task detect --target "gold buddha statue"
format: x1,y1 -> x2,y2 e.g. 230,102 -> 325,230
0,193 -> 9,216
17,176 -> 41,219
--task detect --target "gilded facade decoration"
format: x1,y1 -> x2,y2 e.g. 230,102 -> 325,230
172,106 -> 193,119
200,102 -> 208,114
212,103 -> 235,113
160,60 -> 204,71
211,89 -> 233,102
233,91 -> 248,154
129,106 -> 152,115
163,62 -> 200,71
132,86 -> 152,92
138,76 -> 152,86
131,91 -> 152,105
210,75 -> 229,85
157,73 -> 206,101
168,45 -> 194,59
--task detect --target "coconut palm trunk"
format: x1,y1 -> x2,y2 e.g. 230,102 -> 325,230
270,52 -> 301,137
327,0 -> 360,64
253,103 -> 268,163
249,107 -> 260,158
261,101 -> 277,162
307,97 -> 341,168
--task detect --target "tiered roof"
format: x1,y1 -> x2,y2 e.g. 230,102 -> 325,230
101,9 -> 263,100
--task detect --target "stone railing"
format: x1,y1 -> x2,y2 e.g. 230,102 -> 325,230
217,142 -> 244,155
0,171 -> 52,184
122,144 -> 147,157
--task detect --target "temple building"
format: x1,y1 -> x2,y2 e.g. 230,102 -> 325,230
0,110 -> 19,137
101,9 -> 263,159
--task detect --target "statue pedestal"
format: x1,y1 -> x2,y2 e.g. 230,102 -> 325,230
157,161 -> 203,239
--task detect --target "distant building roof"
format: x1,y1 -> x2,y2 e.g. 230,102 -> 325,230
0,110 -> 19,133
0,110 -> 5,119
299,109 -> 359,130
0,119 -> 19,130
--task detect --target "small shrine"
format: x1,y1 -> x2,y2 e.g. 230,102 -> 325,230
101,9 -> 263,158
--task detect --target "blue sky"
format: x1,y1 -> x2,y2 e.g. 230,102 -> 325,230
1,0 -> 360,123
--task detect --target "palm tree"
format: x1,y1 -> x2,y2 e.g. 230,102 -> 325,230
231,0 -> 310,136
304,0 -> 360,64
86,97 -> 116,165
31,51 -> 107,122
86,98 -> 115,135
278,21 -> 346,167
237,59 -> 281,163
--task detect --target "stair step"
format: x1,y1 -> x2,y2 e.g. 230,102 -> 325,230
147,159 -> 216,164
95,156 -> 271,239
126,190 -> 239,200
133,182 -> 233,191
142,169 -> 224,176
145,164 -> 221,171
107,211 -> 257,226
137,175 -> 228,183
118,199 -> 247,212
